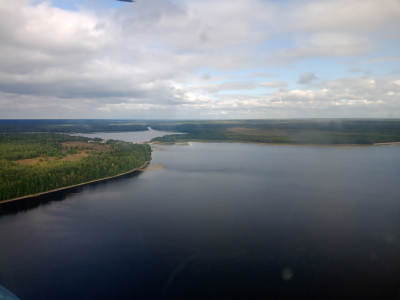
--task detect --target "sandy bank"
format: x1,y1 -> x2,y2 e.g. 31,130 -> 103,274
151,140 -> 385,148
373,142 -> 400,146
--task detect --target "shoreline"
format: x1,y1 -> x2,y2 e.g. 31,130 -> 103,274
150,140 -> 400,147
0,159 -> 152,205
373,142 -> 400,145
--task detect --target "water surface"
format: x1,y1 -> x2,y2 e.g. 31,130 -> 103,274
0,138 -> 399,300
70,127 -> 180,143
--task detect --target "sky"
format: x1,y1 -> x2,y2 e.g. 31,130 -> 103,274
0,0 -> 399,119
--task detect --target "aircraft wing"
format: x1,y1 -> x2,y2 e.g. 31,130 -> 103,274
0,285 -> 20,300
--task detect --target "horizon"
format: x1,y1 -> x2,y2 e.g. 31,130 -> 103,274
1,118 -> 400,120
2,118 -> 400,123
1,118 -> 400,121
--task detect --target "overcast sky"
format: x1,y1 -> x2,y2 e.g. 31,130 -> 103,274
0,0 -> 399,119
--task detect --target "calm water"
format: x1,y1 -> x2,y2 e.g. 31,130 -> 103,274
0,135 -> 400,300
70,127 -> 181,143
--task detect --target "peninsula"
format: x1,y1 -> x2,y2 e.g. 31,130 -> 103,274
0,133 -> 151,202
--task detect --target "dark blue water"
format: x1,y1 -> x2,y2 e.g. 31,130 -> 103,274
0,140 -> 400,300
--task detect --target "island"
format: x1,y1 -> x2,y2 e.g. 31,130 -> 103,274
0,133 -> 151,202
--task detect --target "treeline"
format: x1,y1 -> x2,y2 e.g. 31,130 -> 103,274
152,131 -> 400,145
0,134 -> 151,201
0,120 -> 148,133
148,119 -> 400,134
149,120 -> 400,145
151,132 -> 291,144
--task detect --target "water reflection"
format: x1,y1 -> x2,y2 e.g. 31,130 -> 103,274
0,129 -> 173,217
0,171 -> 143,217
0,142 -> 399,300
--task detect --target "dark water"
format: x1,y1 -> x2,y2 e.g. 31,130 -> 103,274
1,140 -> 400,300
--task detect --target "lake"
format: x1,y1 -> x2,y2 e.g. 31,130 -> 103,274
0,131 -> 399,300
70,127 -> 182,143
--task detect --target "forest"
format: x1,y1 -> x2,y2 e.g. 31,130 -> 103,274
3,119 -> 400,145
1,120 -> 399,200
0,119 -> 148,133
148,119 -> 400,145
0,133 -> 151,201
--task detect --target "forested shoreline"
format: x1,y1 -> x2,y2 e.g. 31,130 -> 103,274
0,119 -> 148,133
2,120 -> 400,200
2,119 -> 400,145
149,120 -> 400,145
0,133 -> 151,202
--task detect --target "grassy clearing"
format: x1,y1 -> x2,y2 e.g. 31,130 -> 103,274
14,157 -> 54,165
60,152 -> 90,162
14,141 -> 111,165
15,152 -> 91,165
61,141 -> 110,151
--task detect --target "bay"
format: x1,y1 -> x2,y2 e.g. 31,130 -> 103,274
0,133 -> 399,300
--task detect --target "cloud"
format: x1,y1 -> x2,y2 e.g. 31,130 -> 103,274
347,68 -> 363,73
260,81 -> 287,88
360,56 -> 400,64
1,75 -> 399,119
0,0 -> 399,118
297,72 -> 318,84
290,0 -> 400,33
191,81 -> 258,93
245,72 -> 277,79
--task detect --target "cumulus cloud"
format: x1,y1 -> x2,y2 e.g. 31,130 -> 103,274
0,0 -> 399,118
201,77 -> 400,118
297,72 -> 318,84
